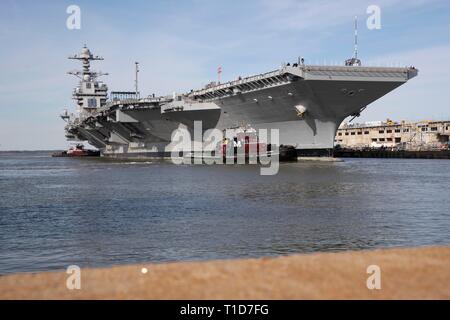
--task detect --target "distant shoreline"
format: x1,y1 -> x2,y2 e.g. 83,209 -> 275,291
1,246 -> 449,299
0,149 -> 63,153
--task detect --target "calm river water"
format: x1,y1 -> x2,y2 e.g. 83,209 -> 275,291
0,151 -> 449,274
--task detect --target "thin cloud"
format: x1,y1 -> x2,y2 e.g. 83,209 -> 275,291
258,0 -> 442,31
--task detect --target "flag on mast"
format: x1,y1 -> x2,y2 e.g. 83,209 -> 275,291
217,66 -> 222,84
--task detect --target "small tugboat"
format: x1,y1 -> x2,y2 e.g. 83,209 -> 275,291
52,144 -> 100,157
184,128 -> 297,163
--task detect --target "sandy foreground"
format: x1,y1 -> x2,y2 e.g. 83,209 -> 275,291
1,246 -> 449,299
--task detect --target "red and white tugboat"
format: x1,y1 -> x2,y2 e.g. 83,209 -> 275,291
52,144 -> 100,157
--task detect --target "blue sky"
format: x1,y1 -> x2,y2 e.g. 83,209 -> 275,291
1,0 -> 450,150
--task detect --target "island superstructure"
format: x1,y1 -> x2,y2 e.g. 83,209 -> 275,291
61,45 -> 418,158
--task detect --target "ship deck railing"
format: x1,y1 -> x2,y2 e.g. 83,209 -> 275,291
98,96 -> 173,111
188,64 -> 417,99
189,69 -> 285,97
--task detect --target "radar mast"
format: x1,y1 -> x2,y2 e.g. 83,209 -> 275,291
345,16 -> 362,66
67,45 -> 109,116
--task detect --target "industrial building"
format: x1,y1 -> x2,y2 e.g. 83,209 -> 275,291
335,120 -> 450,150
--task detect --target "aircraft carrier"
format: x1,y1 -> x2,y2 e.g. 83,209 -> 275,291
61,45 -> 418,159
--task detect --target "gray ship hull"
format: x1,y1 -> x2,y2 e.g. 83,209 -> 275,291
161,66 -> 414,156
64,63 -> 417,159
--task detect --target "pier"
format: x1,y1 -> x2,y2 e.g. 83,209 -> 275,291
334,148 -> 450,159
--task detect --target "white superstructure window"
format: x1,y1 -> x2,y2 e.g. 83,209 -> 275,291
87,98 -> 97,108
